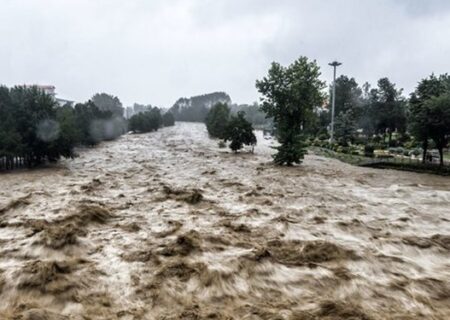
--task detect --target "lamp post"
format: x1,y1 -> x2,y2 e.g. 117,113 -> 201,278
329,61 -> 342,143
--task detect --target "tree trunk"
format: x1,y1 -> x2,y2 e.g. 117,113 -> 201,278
422,139 -> 428,164
438,147 -> 443,166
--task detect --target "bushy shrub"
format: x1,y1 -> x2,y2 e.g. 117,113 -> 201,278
409,148 -> 422,157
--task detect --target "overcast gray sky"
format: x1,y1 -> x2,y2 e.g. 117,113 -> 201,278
1,0 -> 449,107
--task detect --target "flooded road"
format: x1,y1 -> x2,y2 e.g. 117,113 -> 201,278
0,122 -> 449,319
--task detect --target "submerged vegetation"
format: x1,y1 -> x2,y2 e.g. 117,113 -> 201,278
205,103 -> 256,152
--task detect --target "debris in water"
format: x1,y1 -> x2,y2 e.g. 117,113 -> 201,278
159,230 -> 202,256
161,185 -> 204,204
17,260 -> 83,298
0,194 -> 32,214
248,240 -> 358,266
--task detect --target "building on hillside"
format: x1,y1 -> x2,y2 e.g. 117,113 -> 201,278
21,84 -> 75,107
55,97 -> 75,107
23,84 -> 56,97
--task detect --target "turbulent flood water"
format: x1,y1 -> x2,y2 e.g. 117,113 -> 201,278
0,122 -> 449,319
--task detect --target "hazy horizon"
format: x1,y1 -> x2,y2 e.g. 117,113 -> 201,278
1,0 -> 450,107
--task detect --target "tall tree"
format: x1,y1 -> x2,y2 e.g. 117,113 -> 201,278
205,102 -> 230,138
256,56 -> 325,165
92,93 -> 124,117
334,109 -> 357,145
409,74 -> 450,163
367,78 -> 406,143
329,75 -> 363,118
424,94 -> 450,166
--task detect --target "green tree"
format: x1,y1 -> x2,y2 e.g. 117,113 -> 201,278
256,56 -> 325,165
92,93 -> 124,117
329,75 -> 363,118
223,111 -> 257,152
162,112 -> 175,127
334,109 -> 357,146
129,107 -> 162,133
409,74 -> 450,163
422,94 -> 450,166
367,78 -> 406,144
205,102 -> 230,138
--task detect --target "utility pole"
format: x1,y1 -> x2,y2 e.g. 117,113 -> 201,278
329,61 -> 342,143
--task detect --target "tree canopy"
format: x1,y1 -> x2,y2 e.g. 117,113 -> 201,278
129,107 -> 163,133
409,74 -> 450,165
0,86 -> 75,169
162,112 -> 175,127
205,102 -> 230,139
256,56 -> 325,165
223,111 -> 257,152
92,93 -> 124,117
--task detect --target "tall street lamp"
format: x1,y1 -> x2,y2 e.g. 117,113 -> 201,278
329,61 -> 342,143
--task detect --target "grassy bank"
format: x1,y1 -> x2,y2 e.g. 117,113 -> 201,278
310,147 -> 450,176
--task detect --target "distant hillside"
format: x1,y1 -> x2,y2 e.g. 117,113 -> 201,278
169,92 -> 231,122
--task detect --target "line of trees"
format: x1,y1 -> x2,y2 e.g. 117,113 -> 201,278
0,87 -> 127,170
256,56 -> 450,166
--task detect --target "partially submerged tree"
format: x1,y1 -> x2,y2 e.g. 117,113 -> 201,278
0,86 -> 77,169
162,112 -> 175,127
256,56 -> 325,165
223,111 -> 257,152
129,107 -> 162,133
205,102 -> 230,138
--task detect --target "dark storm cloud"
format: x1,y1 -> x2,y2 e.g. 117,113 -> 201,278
0,0 -> 449,106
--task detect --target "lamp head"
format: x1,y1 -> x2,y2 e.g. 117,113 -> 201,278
328,61 -> 342,67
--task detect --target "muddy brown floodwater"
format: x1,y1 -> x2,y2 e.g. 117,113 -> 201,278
0,122 -> 449,320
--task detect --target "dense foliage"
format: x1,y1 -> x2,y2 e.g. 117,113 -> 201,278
169,92 -> 231,122
409,74 -> 450,165
205,103 -> 230,138
73,101 -> 126,145
128,107 -> 163,133
0,86 -> 126,170
162,112 -> 175,127
256,56 -> 326,165
92,93 -> 124,117
0,86 -> 77,168
223,111 -> 257,152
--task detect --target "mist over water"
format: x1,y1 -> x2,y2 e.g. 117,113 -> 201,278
0,122 -> 449,319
